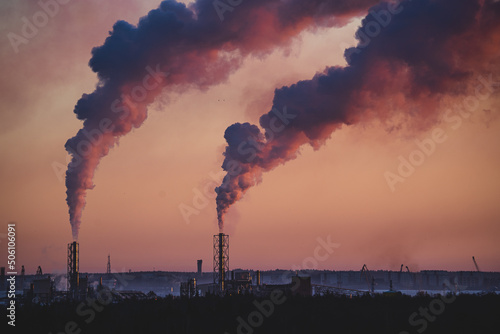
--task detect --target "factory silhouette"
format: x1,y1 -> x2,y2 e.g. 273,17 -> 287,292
1,233 -> 498,306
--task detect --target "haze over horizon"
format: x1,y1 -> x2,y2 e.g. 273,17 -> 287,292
1,0 -> 499,275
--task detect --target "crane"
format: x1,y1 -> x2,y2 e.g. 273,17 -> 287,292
361,264 -> 375,293
472,256 -> 480,272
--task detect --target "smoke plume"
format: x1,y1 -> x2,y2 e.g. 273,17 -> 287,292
65,0 -> 380,239
215,0 -> 500,230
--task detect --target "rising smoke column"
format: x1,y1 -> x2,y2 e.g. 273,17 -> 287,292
65,0 -> 380,240
215,0 -> 500,230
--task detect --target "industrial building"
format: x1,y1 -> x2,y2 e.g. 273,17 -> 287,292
1,234 -> 499,306
179,233 -> 312,298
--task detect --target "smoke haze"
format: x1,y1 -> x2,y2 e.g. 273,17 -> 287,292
65,0 -> 380,239
215,0 -> 500,230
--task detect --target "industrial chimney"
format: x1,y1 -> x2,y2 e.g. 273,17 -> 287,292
213,233 -> 229,293
197,259 -> 203,276
67,241 -> 79,300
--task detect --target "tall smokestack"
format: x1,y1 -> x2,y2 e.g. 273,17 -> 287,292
213,233 -> 229,293
107,254 -> 111,275
67,241 -> 79,300
197,259 -> 203,276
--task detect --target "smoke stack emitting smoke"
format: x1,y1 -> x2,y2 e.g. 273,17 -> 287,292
65,0 -> 379,239
66,0 -> 499,238
215,0 -> 500,230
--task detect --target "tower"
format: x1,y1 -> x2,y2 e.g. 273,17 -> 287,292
213,233 -> 229,293
197,259 -> 202,275
67,241 -> 79,300
107,254 -> 111,275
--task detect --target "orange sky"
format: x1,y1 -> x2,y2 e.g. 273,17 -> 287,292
0,0 -> 499,275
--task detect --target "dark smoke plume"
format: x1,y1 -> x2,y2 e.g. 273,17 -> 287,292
215,0 -> 500,230
65,0 -> 379,239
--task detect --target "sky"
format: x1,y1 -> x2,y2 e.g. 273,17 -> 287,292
0,0 -> 499,275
